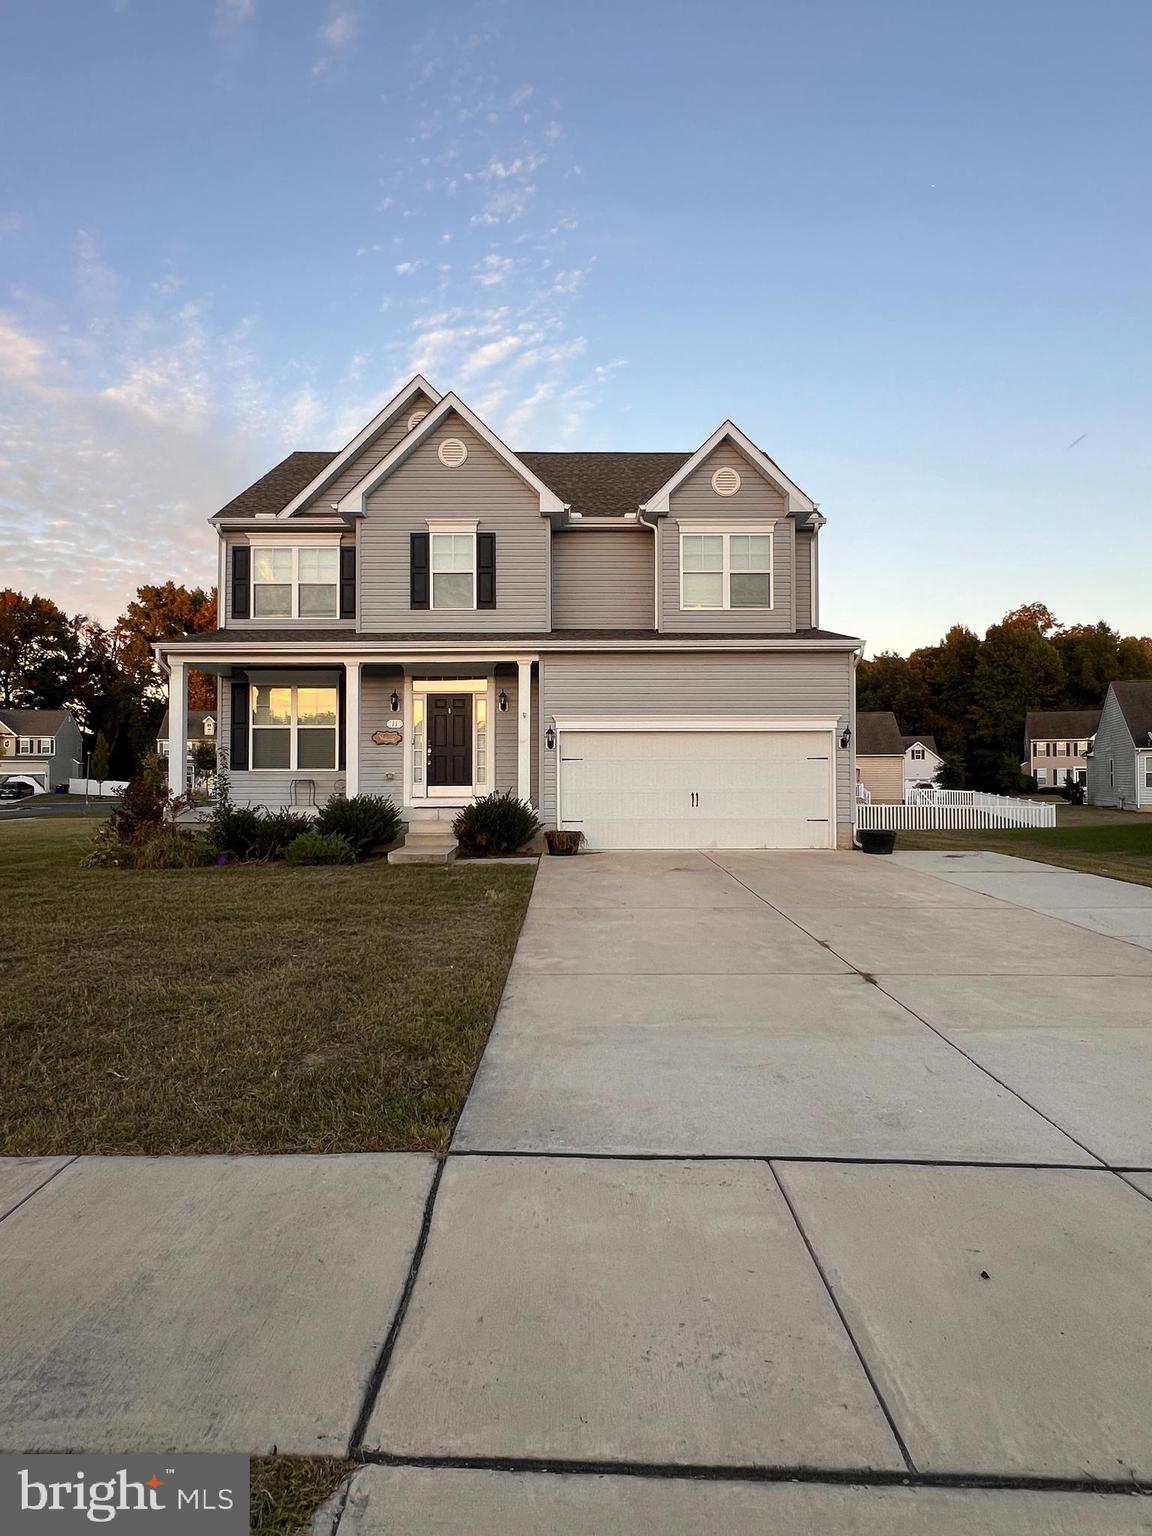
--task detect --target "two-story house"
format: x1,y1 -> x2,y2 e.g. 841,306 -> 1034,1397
1024,709 -> 1100,789
0,708 -> 83,792
157,709 -> 217,787
1086,682 -> 1152,811
157,376 -> 861,851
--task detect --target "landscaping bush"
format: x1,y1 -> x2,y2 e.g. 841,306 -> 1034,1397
205,798 -> 311,861
107,754 -> 168,842
284,831 -> 357,866
453,791 -> 541,857
316,794 -> 402,859
85,822 -> 210,869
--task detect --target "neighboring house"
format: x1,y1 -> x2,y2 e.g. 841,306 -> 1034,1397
901,734 -> 943,796
1086,682 -> 1152,811
0,708 -> 83,791
157,375 -> 862,851
157,709 -> 217,785
1024,709 -> 1100,789
854,712 -> 906,803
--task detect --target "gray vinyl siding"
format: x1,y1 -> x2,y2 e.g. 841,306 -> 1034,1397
551,530 -> 654,628
359,411 -> 549,633
358,669 -> 405,805
659,444 -> 795,633
492,666 -> 541,805
223,532 -> 357,627
794,531 -> 813,629
1087,690 -> 1138,809
539,650 -> 853,828
302,391 -> 437,510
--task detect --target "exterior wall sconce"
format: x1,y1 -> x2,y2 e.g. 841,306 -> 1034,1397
545,725 -> 556,751
840,726 -> 852,749
498,690 -> 508,712
390,690 -> 400,713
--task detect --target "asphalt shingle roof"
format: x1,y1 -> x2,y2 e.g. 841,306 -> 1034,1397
855,711 -> 906,756
0,708 -> 71,734
1111,681 -> 1152,746
162,627 -> 859,646
213,449 -> 696,522
1024,709 -> 1101,741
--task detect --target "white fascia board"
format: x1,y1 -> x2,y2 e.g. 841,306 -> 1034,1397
552,715 -> 841,733
215,516 -> 349,530
275,374 -> 442,519
641,421 -> 816,516
336,391 -> 567,516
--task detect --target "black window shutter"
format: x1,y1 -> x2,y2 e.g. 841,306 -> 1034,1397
337,669 -> 347,771
231,545 -> 250,619
229,675 -> 249,770
339,547 -> 356,619
410,532 -> 430,609
477,532 -> 496,609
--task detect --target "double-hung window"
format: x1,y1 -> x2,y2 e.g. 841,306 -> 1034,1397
430,532 -> 476,609
17,737 -> 53,756
680,528 -> 773,610
251,684 -> 338,769
251,547 -> 339,618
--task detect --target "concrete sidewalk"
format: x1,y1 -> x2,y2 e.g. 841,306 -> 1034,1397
3,850 -> 1152,1531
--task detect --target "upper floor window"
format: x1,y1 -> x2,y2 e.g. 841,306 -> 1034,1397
251,546 -> 339,619
17,737 -> 53,755
431,532 -> 476,609
910,747 -> 925,760
680,529 -> 773,610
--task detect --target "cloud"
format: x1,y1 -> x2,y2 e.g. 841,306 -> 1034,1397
394,259 -> 423,275
217,0 -> 256,21
312,4 -> 357,78
474,254 -> 513,287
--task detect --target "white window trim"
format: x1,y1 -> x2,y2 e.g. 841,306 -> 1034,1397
248,540 -> 344,621
427,522 -> 479,612
677,524 -> 774,612
249,683 -> 340,773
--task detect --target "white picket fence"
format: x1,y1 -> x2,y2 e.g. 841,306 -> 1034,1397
858,792 -> 1056,831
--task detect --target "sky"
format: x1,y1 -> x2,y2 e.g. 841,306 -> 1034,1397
0,0 -> 1149,654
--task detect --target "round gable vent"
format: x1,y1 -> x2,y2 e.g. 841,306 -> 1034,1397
711,466 -> 741,497
438,437 -> 468,467
407,409 -> 429,432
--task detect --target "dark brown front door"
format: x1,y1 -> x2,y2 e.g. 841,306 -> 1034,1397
427,694 -> 472,787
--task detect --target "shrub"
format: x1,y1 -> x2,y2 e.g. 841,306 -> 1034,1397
204,799 -> 311,861
108,754 -> 169,843
84,822 -> 210,869
253,809 -> 314,859
453,791 -> 541,857
316,794 -> 402,859
284,831 -> 356,866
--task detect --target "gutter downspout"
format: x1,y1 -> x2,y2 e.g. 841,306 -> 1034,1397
636,506 -> 660,631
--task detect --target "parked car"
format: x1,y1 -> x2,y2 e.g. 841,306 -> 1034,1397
0,778 -> 38,800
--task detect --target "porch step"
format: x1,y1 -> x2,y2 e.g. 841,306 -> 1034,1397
402,821 -> 462,844
388,843 -> 458,865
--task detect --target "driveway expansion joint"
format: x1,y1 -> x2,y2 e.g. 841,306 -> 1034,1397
347,1159 -> 446,1456
358,1450 -> 1152,1497
0,1155 -> 78,1227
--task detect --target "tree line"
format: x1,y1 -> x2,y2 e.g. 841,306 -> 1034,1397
859,603 -> 1152,792
0,585 -> 217,779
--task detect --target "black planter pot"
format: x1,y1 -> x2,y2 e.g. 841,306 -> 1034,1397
858,829 -> 896,855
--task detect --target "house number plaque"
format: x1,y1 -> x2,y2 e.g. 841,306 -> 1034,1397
372,729 -> 403,746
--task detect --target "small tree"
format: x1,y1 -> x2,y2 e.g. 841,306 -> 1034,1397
191,739 -> 217,783
90,731 -> 111,786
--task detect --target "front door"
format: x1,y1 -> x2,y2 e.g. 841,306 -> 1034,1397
427,694 -> 472,788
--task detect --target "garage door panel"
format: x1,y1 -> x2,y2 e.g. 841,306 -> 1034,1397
559,729 -> 834,850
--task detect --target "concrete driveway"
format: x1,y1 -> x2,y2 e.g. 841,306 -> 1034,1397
365,849 -> 1152,1528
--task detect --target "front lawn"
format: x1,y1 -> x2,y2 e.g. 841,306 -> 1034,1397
897,805 -> 1152,887
1,819 -> 534,1156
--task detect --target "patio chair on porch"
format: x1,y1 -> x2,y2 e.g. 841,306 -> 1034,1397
289,779 -> 317,809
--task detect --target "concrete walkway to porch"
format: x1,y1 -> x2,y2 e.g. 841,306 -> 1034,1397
2,850 -> 1152,1532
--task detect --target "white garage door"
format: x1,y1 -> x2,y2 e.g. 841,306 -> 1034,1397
558,729 -> 834,850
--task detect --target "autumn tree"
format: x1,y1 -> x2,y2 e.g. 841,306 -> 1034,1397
0,589 -> 81,708
856,652 -> 932,729
115,582 -> 218,710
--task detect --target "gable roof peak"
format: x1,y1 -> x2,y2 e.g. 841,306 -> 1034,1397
638,419 -> 817,517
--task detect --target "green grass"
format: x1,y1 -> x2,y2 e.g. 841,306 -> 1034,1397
0,820 -> 534,1156
250,1457 -> 355,1536
898,805 -> 1152,886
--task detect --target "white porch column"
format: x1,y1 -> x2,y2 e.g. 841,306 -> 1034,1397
516,659 -> 533,805
168,660 -> 187,796
344,661 -> 361,797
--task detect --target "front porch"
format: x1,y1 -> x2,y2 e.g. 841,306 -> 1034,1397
164,654 -> 540,814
